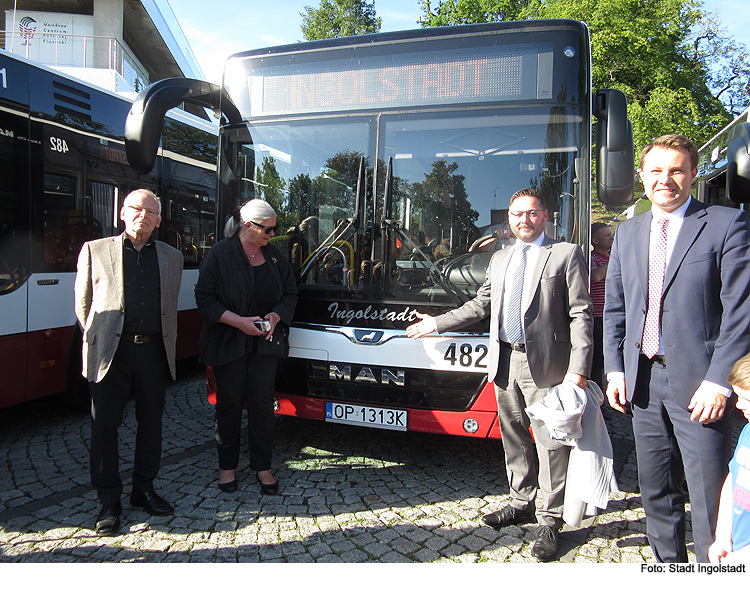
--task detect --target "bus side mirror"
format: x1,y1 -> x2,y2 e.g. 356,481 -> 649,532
727,123 -> 750,203
125,78 -> 239,175
594,89 -> 635,208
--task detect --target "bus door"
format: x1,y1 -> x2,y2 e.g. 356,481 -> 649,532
0,52 -> 31,407
25,169 -> 86,399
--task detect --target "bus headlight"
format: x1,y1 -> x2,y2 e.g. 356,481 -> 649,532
463,418 -> 479,434
273,398 -> 280,412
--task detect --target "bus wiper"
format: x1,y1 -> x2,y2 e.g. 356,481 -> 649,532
386,222 -> 469,307
298,158 -> 365,285
379,159 -> 467,306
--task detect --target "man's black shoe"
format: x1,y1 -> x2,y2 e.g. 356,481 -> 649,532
130,490 -> 174,516
95,502 -> 122,535
481,505 -> 534,530
531,525 -> 559,562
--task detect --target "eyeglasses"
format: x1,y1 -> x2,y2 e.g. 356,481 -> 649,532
508,209 -> 545,220
126,205 -> 159,217
248,220 -> 279,234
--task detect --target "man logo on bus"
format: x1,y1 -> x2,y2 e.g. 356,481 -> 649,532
19,17 -> 37,45
353,330 -> 383,344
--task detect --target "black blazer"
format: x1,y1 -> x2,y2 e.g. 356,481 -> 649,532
195,233 -> 298,366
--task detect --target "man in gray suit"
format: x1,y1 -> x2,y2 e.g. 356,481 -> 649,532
75,188 -> 183,535
407,188 -> 593,561
604,134 -> 750,562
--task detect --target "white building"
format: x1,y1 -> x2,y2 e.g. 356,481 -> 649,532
2,0 -> 204,96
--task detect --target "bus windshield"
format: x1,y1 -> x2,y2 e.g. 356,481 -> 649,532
220,23 -> 589,324
225,105 -> 584,308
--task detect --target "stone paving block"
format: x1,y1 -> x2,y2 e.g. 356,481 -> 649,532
330,539 -> 356,553
413,547 -> 440,562
340,548 -> 368,562
316,553 -> 344,562
458,534 -> 490,552
378,551 -> 412,563
307,542 -> 333,558
362,541 -> 390,558
389,536 -> 419,555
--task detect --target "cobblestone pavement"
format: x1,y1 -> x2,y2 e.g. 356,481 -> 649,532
0,360 -> 745,564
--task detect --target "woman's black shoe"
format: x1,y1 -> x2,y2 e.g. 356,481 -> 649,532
256,473 -> 279,495
218,479 -> 238,493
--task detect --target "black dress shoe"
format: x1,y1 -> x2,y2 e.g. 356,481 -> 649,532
219,479 -> 238,493
531,525 -> 559,562
95,502 -> 122,535
481,505 -> 534,530
130,490 -> 174,516
256,473 -> 279,495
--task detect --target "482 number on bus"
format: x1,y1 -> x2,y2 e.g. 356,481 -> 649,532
443,342 -> 488,368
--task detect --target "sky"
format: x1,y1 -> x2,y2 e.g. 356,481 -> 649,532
168,0 -> 750,86
169,0 -> 424,84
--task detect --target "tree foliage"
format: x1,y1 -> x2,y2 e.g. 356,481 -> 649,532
418,0 -> 750,151
301,0 -> 382,41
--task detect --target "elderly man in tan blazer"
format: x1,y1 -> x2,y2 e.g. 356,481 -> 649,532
75,188 -> 183,535
407,188 -> 593,562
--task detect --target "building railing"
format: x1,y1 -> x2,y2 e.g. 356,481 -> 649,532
1,31 -> 150,91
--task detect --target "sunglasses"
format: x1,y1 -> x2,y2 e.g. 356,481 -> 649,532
248,220 -> 279,235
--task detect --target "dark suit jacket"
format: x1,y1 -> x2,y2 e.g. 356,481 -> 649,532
74,234 -> 184,383
603,199 -> 750,402
435,236 -> 593,388
194,233 -> 298,367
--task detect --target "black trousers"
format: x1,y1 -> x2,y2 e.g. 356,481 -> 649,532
89,339 -> 170,504
212,351 -> 279,472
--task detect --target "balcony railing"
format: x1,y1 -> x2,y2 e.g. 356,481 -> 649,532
1,31 -> 150,91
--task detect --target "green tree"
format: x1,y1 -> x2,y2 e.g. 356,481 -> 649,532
411,160 -> 479,252
301,0 -> 382,41
255,156 -> 293,229
418,0 -> 750,151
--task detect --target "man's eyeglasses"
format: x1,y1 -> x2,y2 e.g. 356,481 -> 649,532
126,205 -> 159,217
508,209 -> 545,220
248,220 -> 279,234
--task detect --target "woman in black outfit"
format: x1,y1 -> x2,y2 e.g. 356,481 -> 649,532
195,200 -> 297,494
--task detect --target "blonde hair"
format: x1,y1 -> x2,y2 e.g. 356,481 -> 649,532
224,199 -> 277,237
728,352 -> 750,391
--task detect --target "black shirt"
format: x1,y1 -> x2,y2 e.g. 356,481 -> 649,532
122,234 -> 162,335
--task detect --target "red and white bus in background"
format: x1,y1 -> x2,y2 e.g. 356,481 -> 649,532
0,49 -> 218,409
126,21 -> 635,438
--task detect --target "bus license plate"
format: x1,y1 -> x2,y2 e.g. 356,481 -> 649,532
325,402 -> 407,431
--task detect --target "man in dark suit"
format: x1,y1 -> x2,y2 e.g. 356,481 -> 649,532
75,189 -> 183,535
407,188 -> 593,561
604,134 -> 750,563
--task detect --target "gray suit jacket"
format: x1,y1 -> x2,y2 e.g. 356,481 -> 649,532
435,236 -> 593,388
74,234 -> 183,383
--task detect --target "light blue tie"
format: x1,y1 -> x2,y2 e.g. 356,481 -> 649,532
505,244 -> 530,344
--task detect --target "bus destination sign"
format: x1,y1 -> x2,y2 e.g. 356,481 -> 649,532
241,44 -> 553,117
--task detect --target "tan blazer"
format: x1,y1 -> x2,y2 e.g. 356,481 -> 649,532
435,236 -> 593,388
74,234 -> 183,383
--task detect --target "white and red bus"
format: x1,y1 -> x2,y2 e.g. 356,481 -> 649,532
126,20 -> 634,438
0,49 -> 217,408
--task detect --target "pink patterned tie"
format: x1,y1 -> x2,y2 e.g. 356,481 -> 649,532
642,218 -> 669,358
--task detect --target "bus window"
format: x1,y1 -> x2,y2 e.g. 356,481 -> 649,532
87,180 -> 118,237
